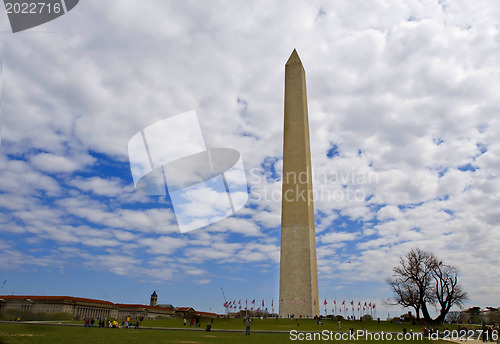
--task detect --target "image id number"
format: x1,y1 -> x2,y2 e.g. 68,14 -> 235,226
5,2 -> 62,14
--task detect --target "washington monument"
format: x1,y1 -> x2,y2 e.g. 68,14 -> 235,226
279,49 -> 319,317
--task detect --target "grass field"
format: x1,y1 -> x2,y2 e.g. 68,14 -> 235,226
0,319 -> 455,344
42,316 -> 469,332
141,317 -> 466,332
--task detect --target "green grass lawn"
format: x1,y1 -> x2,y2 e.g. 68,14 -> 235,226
0,320 -> 453,344
56,316 -> 469,332
143,317 -> 468,332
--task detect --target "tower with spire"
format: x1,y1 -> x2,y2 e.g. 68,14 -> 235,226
150,291 -> 158,307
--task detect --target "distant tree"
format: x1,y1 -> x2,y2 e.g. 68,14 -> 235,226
361,314 -> 372,321
387,248 -> 468,324
485,307 -> 500,325
445,311 -> 461,323
462,306 -> 481,324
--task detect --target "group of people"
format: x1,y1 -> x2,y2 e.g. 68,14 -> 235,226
183,317 -> 214,331
183,315 -> 251,334
83,317 -> 140,329
183,317 -> 200,327
481,323 -> 500,343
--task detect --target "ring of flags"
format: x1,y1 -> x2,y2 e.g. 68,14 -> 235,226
223,299 -> 376,317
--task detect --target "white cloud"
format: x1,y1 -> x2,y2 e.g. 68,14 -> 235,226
69,176 -> 126,196
138,236 -> 188,256
30,153 -> 85,173
320,231 -> 360,245
0,0 -> 499,310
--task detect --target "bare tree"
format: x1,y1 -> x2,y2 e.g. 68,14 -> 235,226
387,277 -> 422,320
388,248 -> 468,324
432,263 -> 468,323
445,310 -> 461,323
388,248 -> 436,322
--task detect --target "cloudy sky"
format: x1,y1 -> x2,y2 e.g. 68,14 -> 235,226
0,0 -> 499,316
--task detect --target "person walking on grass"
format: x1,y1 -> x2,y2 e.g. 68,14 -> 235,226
244,317 -> 253,335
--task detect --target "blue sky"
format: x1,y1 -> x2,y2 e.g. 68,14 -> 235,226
1,0 -> 500,317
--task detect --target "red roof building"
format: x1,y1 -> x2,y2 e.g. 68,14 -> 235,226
0,294 -> 216,320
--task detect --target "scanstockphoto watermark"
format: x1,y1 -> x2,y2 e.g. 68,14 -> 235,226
253,184 -> 369,203
249,168 -> 378,203
290,330 -> 423,341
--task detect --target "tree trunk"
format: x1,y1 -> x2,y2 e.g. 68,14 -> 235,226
412,306 -> 421,321
421,301 -> 433,323
433,313 -> 446,324
433,304 -> 452,324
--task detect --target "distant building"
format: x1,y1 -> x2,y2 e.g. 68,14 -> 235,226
197,311 -> 219,318
157,304 -> 175,309
175,307 -> 218,319
175,307 -> 197,318
115,303 -> 174,320
0,295 -> 117,320
0,293 -> 218,320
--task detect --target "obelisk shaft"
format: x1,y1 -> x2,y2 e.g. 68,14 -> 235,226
279,50 -> 319,317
